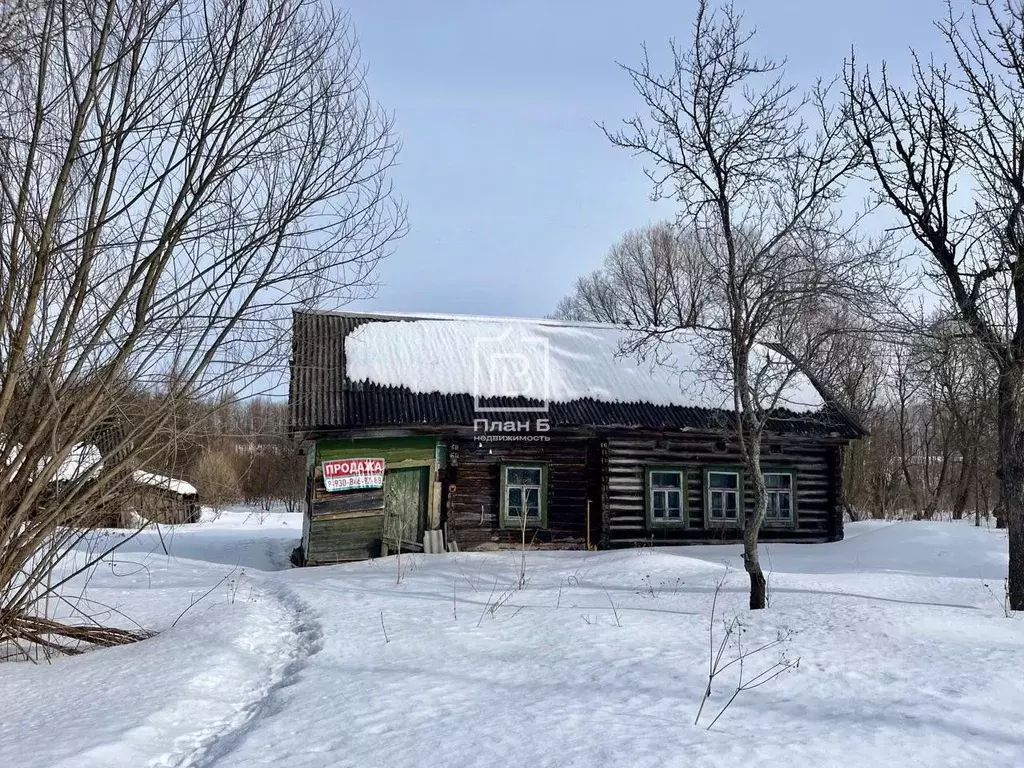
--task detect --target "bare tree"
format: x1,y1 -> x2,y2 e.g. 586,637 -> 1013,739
0,0 -> 404,651
846,0 -> 1024,607
890,338 -> 958,519
811,310 -> 889,520
604,0 -> 891,608
808,315 -> 999,524
929,320 -> 998,522
555,221 -> 710,327
0,0 -> 35,65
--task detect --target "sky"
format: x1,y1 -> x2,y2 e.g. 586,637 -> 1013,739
339,0 -> 951,319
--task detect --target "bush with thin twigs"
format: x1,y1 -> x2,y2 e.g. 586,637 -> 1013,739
982,579 -> 1014,619
191,450 -> 242,512
694,570 -> 800,730
0,0 -> 403,655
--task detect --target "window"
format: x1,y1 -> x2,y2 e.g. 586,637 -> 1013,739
764,472 -> 794,522
647,469 -> 686,526
500,464 -> 547,528
705,469 -> 741,525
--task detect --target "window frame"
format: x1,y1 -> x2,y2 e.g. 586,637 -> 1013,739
762,469 -> 798,527
645,466 -> 688,528
499,463 -> 548,529
704,466 -> 743,528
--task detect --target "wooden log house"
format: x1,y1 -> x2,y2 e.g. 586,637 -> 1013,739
288,309 -> 865,565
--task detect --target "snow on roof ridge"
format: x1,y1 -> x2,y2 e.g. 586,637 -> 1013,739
133,469 -> 198,497
301,307 -> 797,348
299,307 -> 624,332
3,442 -> 104,483
344,317 -> 826,412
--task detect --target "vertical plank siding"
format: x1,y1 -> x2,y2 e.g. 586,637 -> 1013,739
447,436 -> 600,550
304,435 -> 437,565
602,434 -> 844,547
130,489 -> 200,525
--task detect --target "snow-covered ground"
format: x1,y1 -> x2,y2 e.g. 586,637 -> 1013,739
1,514 -> 1021,767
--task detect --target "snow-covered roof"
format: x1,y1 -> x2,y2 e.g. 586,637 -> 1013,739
3,442 -> 104,483
344,315 -> 825,412
133,470 -> 198,498
53,444 -> 104,483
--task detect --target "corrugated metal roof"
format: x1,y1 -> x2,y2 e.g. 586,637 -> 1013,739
289,310 -> 865,438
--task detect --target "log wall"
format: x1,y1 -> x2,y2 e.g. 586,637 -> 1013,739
602,434 -> 844,547
302,429 -> 849,560
446,436 -> 601,550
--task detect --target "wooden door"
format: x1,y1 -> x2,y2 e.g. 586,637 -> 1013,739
384,467 -> 428,546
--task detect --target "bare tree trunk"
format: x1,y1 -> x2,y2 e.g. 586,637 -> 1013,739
974,443 -> 983,527
743,437 -> 768,610
951,452 -> 974,521
995,497 -> 1008,529
894,353 -> 924,517
742,524 -> 767,609
997,363 -> 1024,609
847,0 -> 1024,611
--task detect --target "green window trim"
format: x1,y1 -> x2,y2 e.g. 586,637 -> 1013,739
499,462 -> 549,529
704,466 -> 744,527
762,468 -> 798,527
645,466 -> 688,527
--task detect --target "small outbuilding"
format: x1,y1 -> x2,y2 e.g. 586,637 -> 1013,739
288,309 -> 865,566
5,440 -> 201,526
130,470 -> 201,525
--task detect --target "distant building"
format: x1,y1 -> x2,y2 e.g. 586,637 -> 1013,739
130,470 -> 200,525
5,441 -> 200,526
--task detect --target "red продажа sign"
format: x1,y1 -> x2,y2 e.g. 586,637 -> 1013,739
322,457 -> 386,492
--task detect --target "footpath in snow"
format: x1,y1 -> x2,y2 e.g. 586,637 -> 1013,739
0,514 -> 1021,768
